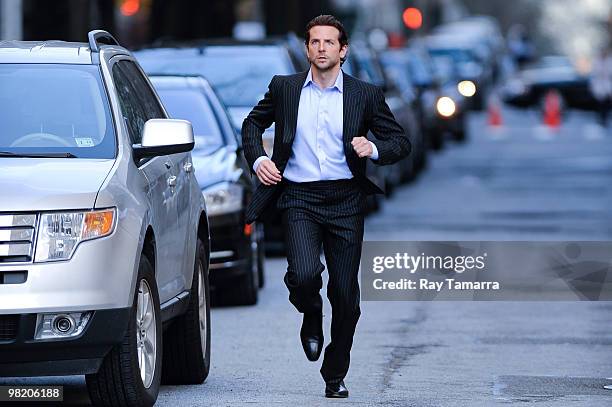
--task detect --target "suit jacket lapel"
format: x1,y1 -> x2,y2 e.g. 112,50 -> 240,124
283,71 -> 308,145
342,72 -> 362,157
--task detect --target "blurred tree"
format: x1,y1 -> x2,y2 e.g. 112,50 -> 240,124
460,0 -> 552,52
461,0 -> 541,34
150,0 -> 235,42
22,0 -> 115,41
263,0 -> 333,37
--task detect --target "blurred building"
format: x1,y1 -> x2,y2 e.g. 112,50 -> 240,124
0,0 -> 22,40
1,0 -> 451,48
0,0 -> 514,53
0,0 -> 115,42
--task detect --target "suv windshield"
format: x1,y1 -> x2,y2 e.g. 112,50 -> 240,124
0,64 -> 115,159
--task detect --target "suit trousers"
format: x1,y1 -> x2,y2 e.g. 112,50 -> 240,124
277,178 -> 366,384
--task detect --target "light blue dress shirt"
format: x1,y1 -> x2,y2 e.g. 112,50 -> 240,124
254,69 -> 378,181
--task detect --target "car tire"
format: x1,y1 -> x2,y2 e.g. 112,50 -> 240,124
472,94 -> 485,111
86,254 -> 162,407
417,145 -> 428,171
384,177 -> 394,197
365,194 -> 381,214
453,115 -> 467,142
161,239 -> 211,384
256,224 -> 265,289
228,247 -> 259,306
429,128 -> 444,151
454,128 -> 466,142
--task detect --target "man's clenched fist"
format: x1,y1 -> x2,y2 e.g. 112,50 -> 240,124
351,137 -> 373,158
256,159 -> 282,185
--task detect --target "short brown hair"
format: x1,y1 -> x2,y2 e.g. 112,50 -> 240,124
304,14 -> 349,47
304,15 -> 349,64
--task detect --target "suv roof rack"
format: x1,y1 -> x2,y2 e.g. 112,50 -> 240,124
88,30 -> 119,52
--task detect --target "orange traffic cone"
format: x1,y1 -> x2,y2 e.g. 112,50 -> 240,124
543,90 -> 561,129
487,95 -> 503,127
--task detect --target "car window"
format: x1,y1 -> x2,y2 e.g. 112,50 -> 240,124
353,49 -> 385,87
380,54 -> 413,92
136,46 -> 293,107
117,61 -> 165,120
204,84 -> 238,147
112,63 -> 148,144
0,64 -> 115,158
155,87 -> 225,153
430,55 -> 458,83
429,48 -> 477,65
408,54 -> 433,85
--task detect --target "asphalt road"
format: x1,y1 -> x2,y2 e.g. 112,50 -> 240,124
3,107 -> 612,406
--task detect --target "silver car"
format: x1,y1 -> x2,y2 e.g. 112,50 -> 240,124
0,31 -> 210,406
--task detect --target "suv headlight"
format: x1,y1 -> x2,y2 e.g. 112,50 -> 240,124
35,208 -> 116,262
203,182 -> 243,216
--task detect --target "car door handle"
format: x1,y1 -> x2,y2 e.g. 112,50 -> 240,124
184,162 -> 193,173
167,175 -> 177,188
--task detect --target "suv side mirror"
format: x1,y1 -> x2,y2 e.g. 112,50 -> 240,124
133,119 -> 195,159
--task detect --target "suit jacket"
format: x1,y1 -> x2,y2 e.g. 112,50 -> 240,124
242,70 -> 411,224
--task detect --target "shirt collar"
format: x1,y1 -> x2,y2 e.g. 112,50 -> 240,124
303,69 -> 343,93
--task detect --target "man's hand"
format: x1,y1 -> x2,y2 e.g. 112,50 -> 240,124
256,159 -> 282,185
351,137 -> 373,158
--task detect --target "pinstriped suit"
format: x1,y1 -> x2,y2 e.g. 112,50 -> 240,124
242,70 -> 410,384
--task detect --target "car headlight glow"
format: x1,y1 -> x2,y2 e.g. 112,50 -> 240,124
35,208 -> 116,262
436,96 -> 457,117
458,80 -> 476,97
203,182 -> 243,216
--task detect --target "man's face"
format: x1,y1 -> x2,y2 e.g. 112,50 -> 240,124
306,25 -> 348,72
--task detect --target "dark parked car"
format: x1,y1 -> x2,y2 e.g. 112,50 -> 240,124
411,40 -> 468,142
426,33 -> 493,110
344,41 -> 424,186
149,75 -> 264,305
380,47 -> 446,150
136,39 -> 305,253
501,56 -> 597,110
433,16 -> 506,82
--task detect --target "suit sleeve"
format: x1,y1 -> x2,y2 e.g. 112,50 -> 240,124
368,86 -> 411,166
241,75 -> 278,172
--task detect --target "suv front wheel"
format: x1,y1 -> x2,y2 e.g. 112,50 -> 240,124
161,239 -> 211,384
86,254 -> 162,407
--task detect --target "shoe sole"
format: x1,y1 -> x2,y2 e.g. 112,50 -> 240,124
325,393 -> 349,398
306,354 -> 321,362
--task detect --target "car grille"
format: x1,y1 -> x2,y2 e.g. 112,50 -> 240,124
0,214 -> 37,263
0,315 -> 19,341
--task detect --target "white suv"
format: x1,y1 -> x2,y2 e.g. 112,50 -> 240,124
0,31 -> 211,406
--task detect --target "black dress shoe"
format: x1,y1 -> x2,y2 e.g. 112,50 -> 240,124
300,312 -> 323,361
325,380 -> 349,398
